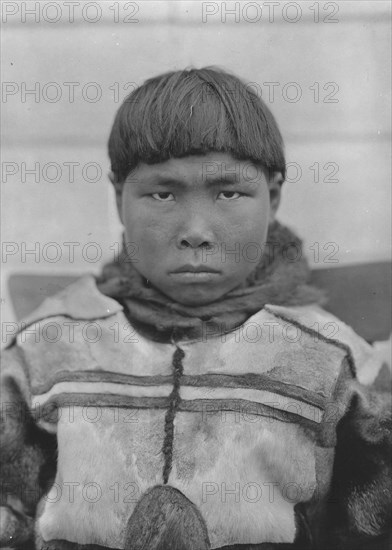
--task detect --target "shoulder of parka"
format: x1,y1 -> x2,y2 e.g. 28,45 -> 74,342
9,274 -> 122,341
265,303 -> 386,386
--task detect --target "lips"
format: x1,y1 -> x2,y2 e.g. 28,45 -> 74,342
170,264 -> 221,283
171,264 -> 220,274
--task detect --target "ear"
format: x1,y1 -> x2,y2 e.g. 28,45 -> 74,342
268,171 -> 283,223
109,171 -> 123,224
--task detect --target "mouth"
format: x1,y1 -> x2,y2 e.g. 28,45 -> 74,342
171,264 -> 220,274
170,265 -> 221,283
169,272 -> 220,283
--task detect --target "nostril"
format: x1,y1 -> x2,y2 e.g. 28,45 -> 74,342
180,240 -> 212,250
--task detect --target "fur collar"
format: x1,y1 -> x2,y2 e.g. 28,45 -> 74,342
97,221 -> 323,341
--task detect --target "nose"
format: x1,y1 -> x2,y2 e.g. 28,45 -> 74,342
176,211 -> 216,250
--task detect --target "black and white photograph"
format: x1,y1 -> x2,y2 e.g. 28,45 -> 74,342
1,1 -> 391,549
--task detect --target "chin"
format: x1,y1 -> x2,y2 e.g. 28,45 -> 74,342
171,290 -> 223,307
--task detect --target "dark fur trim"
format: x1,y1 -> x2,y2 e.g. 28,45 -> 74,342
98,221 -> 324,341
124,485 -> 210,550
313,389 -> 392,549
161,347 -> 185,484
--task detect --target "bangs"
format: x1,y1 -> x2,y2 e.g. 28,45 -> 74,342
108,68 -> 286,183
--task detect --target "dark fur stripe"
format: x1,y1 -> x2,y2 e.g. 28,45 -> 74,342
161,347 -> 185,484
178,398 -> 322,428
181,374 -> 325,408
33,371 -> 325,409
32,371 -> 175,395
33,394 -> 322,429
33,393 -> 170,422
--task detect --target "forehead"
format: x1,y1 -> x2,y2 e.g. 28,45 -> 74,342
128,152 -> 267,186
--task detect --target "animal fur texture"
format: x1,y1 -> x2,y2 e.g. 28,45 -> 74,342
0,276 -> 391,549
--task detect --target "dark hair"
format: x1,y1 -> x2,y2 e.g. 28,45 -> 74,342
108,67 -> 286,185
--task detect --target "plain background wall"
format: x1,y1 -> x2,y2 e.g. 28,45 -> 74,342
1,0 -> 391,326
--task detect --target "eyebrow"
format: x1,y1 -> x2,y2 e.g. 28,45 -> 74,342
136,172 -> 242,188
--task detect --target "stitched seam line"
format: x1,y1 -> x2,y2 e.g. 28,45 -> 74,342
161,346 -> 185,484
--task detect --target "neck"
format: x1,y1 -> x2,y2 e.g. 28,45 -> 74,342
97,221 -> 324,341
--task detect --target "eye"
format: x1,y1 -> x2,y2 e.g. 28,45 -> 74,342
218,191 -> 242,200
151,192 -> 175,202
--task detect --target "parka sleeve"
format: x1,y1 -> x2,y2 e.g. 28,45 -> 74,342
0,343 -> 57,548
315,347 -> 392,550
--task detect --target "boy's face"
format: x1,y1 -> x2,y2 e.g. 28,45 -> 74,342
118,152 -> 281,306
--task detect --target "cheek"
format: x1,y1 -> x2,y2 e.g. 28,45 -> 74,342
252,193 -> 270,238
122,207 -> 175,258
230,200 -> 270,243
224,201 -> 270,272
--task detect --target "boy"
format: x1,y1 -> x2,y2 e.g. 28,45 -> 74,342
1,68 -> 391,550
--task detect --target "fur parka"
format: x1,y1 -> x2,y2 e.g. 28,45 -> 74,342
0,276 -> 391,550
